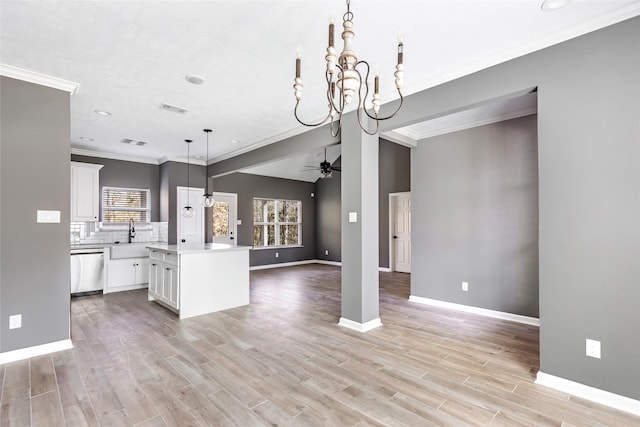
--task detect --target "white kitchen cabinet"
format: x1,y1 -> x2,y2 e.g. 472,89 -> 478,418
71,161 -> 103,221
148,249 -> 179,310
146,243 -> 250,320
104,257 -> 149,294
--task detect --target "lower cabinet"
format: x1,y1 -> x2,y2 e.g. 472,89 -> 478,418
148,253 -> 179,310
104,258 -> 149,294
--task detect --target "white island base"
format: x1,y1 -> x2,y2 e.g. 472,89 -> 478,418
146,243 -> 250,319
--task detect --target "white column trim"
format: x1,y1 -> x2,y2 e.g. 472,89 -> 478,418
409,295 -> 539,326
0,339 -> 73,365
338,317 -> 382,333
535,371 -> 640,417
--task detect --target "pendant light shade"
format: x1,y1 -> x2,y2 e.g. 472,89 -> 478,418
182,139 -> 194,218
202,129 -> 215,208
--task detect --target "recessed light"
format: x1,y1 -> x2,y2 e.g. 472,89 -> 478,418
80,136 -> 94,142
194,155 -> 203,159
185,74 -> 205,85
541,0 -> 570,11
94,109 -> 112,116
231,140 -> 239,144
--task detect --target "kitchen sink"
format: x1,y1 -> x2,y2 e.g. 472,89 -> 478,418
109,242 -> 150,259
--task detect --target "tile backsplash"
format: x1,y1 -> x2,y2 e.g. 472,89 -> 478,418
71,222 -> 168,245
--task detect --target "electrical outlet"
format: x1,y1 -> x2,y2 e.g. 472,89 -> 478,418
275,252 -> 279,258
586,339 -> 601,359
9,314 -> 22,329
325,250 -> 329,256
462,282 -> 469,292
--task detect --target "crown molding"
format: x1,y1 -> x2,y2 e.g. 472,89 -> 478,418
71,147 -> 160,165
0,64 -> 80,94
157,156 -> 207,166
379,131 -> 418,148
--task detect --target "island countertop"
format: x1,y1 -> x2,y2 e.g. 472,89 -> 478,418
146,242 -> 251,255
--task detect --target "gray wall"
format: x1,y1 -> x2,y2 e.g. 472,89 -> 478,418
397,17 -> 640,400
1,77 -> 71,353
315,162 -> 342,263
159,161 -> 206,244
314,139 -> 411,267
211,172 -> 316,266
379,139 -> 411,268
412,115 -> 539,317
71,154 -> 161,222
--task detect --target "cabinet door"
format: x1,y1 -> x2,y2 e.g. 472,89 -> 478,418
106,262 -> 136,288
71,163 -> 101,221
135,259 -> 150,285
162,266 -> 179,309
148,262 -> 159,295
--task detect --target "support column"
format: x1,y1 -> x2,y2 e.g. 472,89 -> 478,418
339,115 -> 381,332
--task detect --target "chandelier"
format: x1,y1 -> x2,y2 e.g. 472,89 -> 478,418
293,0 -> 404,136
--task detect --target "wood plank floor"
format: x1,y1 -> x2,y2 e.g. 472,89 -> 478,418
1,264 -> 638,426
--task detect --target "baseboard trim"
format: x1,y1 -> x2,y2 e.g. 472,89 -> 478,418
408,295 -> 540,326
252,259 -> 393,272
250,259 -> 317,271
0,339 -> 74,365
314,260 -> 342,267
535,371 -> 640,416
338,317 -> 383,333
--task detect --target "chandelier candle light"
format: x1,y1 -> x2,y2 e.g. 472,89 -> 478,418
202,129 -> 214,208
293,0 -> 404,136
182,139 -> 194,218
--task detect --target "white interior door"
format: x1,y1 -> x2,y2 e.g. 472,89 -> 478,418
392,193 -> 411,273
177,186 -> 204,244
211,192 -> 238,245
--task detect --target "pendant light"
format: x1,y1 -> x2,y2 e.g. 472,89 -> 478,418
202,129 -> 214,208
182,139 -> 194,218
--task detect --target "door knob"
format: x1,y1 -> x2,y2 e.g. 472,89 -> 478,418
393,235 -> 398,239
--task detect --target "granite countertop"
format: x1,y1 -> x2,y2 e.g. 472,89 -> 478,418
146,243 -> 251,255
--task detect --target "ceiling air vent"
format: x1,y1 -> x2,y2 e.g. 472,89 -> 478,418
121,138 -> 148,146
159,103 -> 188,114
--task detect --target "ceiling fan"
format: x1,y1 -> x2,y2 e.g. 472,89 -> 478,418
302,148 -> 341,179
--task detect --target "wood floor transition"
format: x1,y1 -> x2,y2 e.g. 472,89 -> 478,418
1,264 -> 638,426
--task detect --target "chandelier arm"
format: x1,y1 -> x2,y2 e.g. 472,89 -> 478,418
363,91 -> 404,122
354,67 -> 378,136
327,64 -> 346,115
294,99 -> 332,127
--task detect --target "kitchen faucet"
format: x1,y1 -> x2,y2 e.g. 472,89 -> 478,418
128,218 -> 136,243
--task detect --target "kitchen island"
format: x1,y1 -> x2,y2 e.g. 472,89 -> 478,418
146,243 -> 250,319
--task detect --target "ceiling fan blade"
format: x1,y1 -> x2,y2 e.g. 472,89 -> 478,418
331,166 -> 341,172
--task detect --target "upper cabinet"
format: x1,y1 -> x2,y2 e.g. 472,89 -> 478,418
71,161 -> 103,221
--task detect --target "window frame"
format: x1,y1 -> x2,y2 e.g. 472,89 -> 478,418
253,198 -> 302,249
101,186 -> 151,226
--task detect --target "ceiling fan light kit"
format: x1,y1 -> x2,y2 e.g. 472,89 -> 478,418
293,0 -> 404,136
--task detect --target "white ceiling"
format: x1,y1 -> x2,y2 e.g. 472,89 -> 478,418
1,1 -> 639,176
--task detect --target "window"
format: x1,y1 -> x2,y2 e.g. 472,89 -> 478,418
102,186 -> 151,223
253,198 -> 301,247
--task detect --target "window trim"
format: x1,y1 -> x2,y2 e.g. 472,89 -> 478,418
253,198 -> 302,248
101,186 -> 151,225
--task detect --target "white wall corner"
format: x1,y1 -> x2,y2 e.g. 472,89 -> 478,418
338,317 -> 382,333
535,372 -> 640,417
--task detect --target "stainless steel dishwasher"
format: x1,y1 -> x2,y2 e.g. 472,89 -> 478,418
70,247 -> 104,296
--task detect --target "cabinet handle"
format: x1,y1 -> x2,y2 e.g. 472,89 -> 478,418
166,267 -> 171,271
151,263 -> 156,266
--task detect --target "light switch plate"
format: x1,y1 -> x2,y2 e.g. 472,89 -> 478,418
9,314 -> 21,329
237,219 -> 242,225
37,210 -> 60,223
586,338 -> 601,359
349,212 -> 358,223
